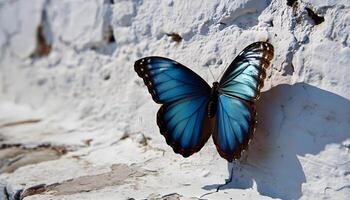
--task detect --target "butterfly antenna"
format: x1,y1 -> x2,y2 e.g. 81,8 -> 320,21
208,66 -> 217,82
217,64 -> 228,81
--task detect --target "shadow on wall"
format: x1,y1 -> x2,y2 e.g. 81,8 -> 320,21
203,83 -> 350,199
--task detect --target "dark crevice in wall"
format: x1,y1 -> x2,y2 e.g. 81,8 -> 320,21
31,25 -> 51,58
30,9 -> 52,58
106,26 -> 115,44
3,186 -> 10,200
91,0 -> 117,56
287,0 -> 299,16
287,0 -> 297,7
91,25 -> 117,55
20,184 -> 48,200
103,0 -> 114,4
305,7 -> 325,25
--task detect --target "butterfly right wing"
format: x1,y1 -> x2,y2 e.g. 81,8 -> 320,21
213,42 -> 274,162
219,42 -> 274,102
134,57 -> 212,157
213,95 -> 256,162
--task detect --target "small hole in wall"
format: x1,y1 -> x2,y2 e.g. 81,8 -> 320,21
268,20 -> 274,27
286,0 -> 297,7
166,32 -> 182,43
107,26 -> 115,43
103,74 -> 111,81
218,22 -> 227,26
37,78 -> 47,86
305,7 -> 325,25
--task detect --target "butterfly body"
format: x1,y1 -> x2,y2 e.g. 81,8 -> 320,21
208,82 -> 219,118
134,42 -> 274,162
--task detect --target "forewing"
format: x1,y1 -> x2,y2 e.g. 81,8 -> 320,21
212,95 -> 256,162
157,96 -> 211,157
134,57 -> 211,104
219,42 -> 274,102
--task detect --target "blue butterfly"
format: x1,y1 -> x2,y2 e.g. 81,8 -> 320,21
134,42 -> 274,162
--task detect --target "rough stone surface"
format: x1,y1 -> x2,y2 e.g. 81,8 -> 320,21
0,0 -> 349,199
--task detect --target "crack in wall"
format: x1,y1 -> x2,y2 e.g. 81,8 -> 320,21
0,119 -> 41,128
335,185 -> 350,191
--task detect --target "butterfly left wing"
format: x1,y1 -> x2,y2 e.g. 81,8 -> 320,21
134,57 -> 212,157
134,57 -> 211,104
157,96 -> 212,157
213,42 -> 274,161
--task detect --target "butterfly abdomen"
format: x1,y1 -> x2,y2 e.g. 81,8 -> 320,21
208,82 -> 220,118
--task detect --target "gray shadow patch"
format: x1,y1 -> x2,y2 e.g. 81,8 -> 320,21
203,83 -> 350,199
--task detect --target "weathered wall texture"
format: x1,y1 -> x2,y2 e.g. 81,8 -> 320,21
0,0 -> 349,199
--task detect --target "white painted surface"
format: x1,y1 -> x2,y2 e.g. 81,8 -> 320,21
0,0 -> 349,199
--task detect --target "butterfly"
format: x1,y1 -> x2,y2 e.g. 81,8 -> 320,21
134,42 -> 274,162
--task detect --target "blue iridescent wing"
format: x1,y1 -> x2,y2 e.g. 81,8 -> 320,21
157,96 -> 211,157
134,57 -> 211,104
219,42 -> 274,101
134,57 -> 212,157
213,95 -> 256,162
213,42 -> 274,161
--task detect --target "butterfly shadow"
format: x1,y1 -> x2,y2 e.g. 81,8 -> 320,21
202,83 -> 350,199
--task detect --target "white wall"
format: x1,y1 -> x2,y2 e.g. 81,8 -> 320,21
0,0 -> 349,199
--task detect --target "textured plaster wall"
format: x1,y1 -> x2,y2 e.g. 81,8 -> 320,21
0,0 -> 349,199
